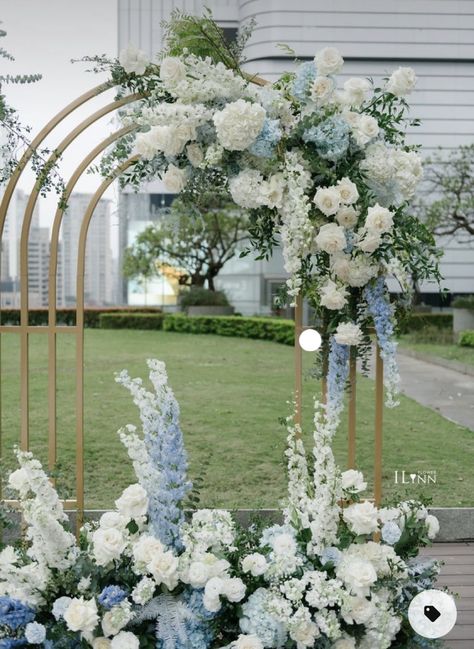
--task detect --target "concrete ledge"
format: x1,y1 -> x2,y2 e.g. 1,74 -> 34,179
398,347 -> 474,378
2,508 -> 474,544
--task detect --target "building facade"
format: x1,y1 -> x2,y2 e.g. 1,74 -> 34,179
118,0 -> 474,313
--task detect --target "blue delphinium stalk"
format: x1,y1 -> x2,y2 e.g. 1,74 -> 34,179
303,116 -> 350,161
249,118 -> 282,158
0,597 -> 35,631
364,277 -> 401,407
292,61 -> 316,101
98,586 -> 128,610
327,336 -> 350,421
116,359 -> 192,550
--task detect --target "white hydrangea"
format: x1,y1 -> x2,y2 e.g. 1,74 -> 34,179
319,279 -> 348,310
101,600 -> 133,637
182,509 -> 236,553
213,99 -> 266,151
131,577 -> 155,605
111,631 -> 140,649
334,322 -> 363,346
229,169 -> 266,209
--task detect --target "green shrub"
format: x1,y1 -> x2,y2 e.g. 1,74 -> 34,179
459,330 -> 474,347
163,314 -> 295,345
402,325 -> 454,345
99,313 -> 165,330
0,307 -> 161,328
179,287 -> 229,309
452,295 -> 474,311
397,312 -> 452,334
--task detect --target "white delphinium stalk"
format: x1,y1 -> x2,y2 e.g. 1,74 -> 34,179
283,408 -> 311,531
8,450 -> 78,571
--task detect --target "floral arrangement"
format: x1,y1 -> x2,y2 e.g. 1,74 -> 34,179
0,360 -> 442,648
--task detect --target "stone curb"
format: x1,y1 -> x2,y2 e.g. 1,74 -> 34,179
398,347 -> 474,378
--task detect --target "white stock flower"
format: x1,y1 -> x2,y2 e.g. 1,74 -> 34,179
365,204 -> 394,234
92,528 -> 127,566
336,556 -> 377,597
341,78 -> 371,107
8,468 -> 30,495
186,143 -> 204,167
341,469 -> 367,493
241,553 -> 267,577
159,56 -> 186,87
111,631 -> 140,649
115,483 -> 148,520
343,501 -> 379,536
119,45 -> 149,75
352,115 -> 379,146
213,99 -> 266,151
313,186 -> 341,216
334,323 -> 363,347
335,206 -> 359,229
342,595 -> 376,625
234,634 -> 264,649
131,577 -> 156,605
425,514 -> 440,540
315,223 -> 346,254
162,164 -> 187,192
386,67 -> 417,96
310,76 -> 335,105
337,177 -> 359,205
315,47 -> 344,75
63,597 -> 99,634
319,279 -> 348,310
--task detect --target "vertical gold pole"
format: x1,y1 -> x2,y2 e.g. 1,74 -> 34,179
374,343 -> 384,505
348,349 -> 357,469
294,295 -> 303,430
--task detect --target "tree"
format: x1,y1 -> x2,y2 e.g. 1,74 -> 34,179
421,144 -> 474,237
123,196 -> 249,291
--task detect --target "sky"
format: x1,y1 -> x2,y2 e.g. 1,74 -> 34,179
1,0 -> 119,224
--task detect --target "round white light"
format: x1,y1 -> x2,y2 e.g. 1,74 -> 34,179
298,329 -> 322,352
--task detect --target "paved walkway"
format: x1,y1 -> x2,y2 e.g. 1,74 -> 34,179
396,352 -> 474,431
423,542 -> 474,648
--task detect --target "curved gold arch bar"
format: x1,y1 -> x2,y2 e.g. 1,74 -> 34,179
0,82 -> 112,237
17,93 -> 142,450
74,156 -> 140,526
47,124 -> 138,471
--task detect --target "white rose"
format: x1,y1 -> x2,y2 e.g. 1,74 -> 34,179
92,528 -> 127,566
188,561 -> 210,589
315,47 -> 344,75
310,76 -> 335,105
115,483 -> 148,520
342,110 -> 360,128
319,279 -> 348,310
186,143 -> 204,168
203,576 -> 224,612
342,596 -> 376,625
272,533 -> 297,555
335,206 -> 359,229
63,597 -> 99,634
315,223 -> 346,254
119,45 -> 149,75
353,115 -> 379,146
93,638 -> 111,649
162,164 -> 187,192
365,204 -> 394,234
337,177 -> 359,205
342,78 -> 371,107
222,577 -> 246,602
213,99 -> 266,151
99,511 -> 128,530
148,550 -> 179,590
335,323 -> 363,347
111,631 -> 140,649
241,553 -> 267,577
341,469 -> 367,493
343,501 -> 379,536
313,186 -> 341,216
290,618 -> 320,647
8,468 -> 30,494
235,635 -> 264,649
261,173 -> 284,209
378,507 -> 400,525
336,556 -> 377,596
134,131 -> 157,160
425,514 -> 440,540
386,67 -> 417,96
159,56 -> 186,87
229,169 -> 265,209
150,125 -> 184,157
133,535 -> 164,568
356,229 -> 382,254
334,637 -> 356,649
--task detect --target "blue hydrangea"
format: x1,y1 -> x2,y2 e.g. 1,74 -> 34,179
98,586 -> 128,610
248,118 -> 282,158
51,597 -> 71,621
0,639 -> 27,648
320,546 -> 342,567
327,337 -> 350,415
292,61 -> 317,101
24,622 -> 46,644
240,588 -> 287,647
303,116 -> 350,161
381,521 -> 402,545
0,597 -> 35,631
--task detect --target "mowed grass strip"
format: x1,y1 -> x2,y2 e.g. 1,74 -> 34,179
1,329 -> 472,508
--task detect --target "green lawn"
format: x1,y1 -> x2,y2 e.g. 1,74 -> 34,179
1,330 -> 473,509
399,337 -> 474,367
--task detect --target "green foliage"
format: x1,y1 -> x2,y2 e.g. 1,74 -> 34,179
0,306 -> 161,328
179,287 -> 229,308
100,312 -> 165,330
459,330 -> 474,347
452,295 -> 474,310
397,312 -> 452,334
401,325 -> 454,345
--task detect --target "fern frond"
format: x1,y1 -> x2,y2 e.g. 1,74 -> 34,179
132,594 -> 196,649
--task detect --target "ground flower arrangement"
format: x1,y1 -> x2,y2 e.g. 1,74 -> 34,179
1,360 -> 441,649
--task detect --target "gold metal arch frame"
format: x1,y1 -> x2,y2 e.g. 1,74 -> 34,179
0,83 -> 385,534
